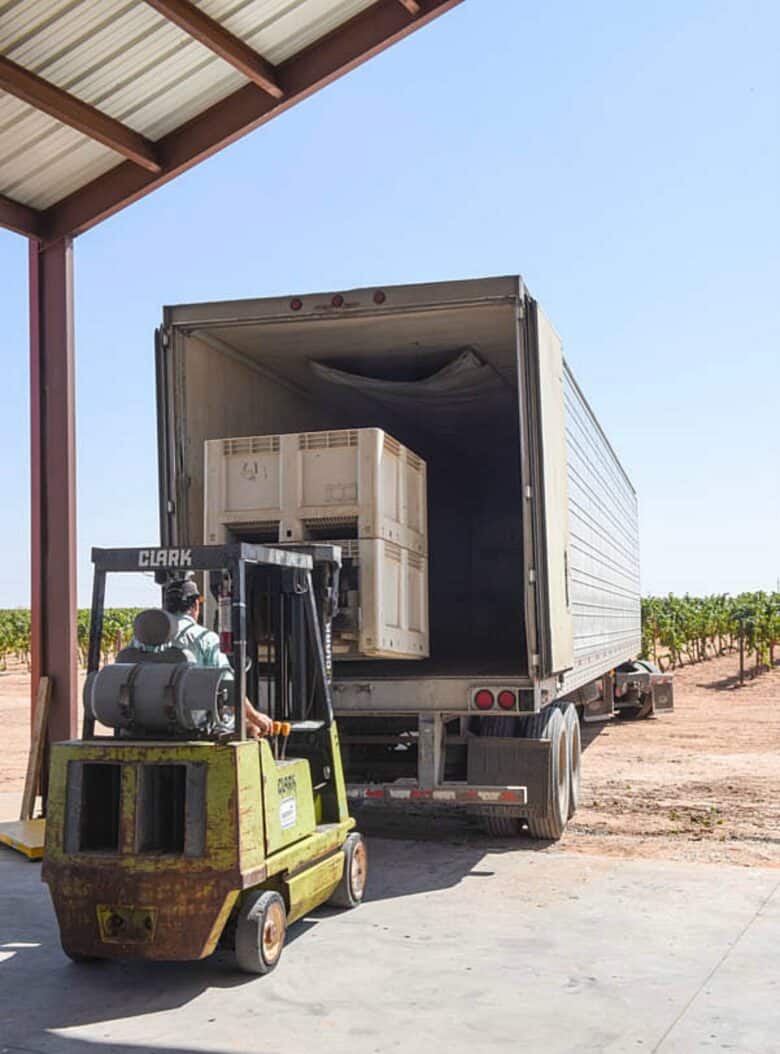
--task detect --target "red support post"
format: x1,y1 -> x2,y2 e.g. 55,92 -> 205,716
29,237 -> 78,784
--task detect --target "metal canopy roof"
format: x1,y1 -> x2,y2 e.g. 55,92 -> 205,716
0,0 -> 461,241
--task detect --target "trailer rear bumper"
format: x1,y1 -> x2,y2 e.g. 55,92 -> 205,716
347,783 -> 527,806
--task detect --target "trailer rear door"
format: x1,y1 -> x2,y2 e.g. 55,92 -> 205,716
524,301 -> 574,679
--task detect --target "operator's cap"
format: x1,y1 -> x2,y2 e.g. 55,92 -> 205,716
163,576 -> 201,610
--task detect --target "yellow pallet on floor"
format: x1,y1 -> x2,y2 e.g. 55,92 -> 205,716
0,819 -> 46,860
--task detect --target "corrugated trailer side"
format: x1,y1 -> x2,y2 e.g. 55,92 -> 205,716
560,364 -> 641,697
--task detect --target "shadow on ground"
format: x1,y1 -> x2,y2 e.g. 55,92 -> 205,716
0,821 -> 538,1053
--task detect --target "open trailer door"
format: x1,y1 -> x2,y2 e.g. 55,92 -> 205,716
523,300 -> 574,681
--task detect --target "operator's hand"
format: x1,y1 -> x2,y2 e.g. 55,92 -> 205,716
244,700 -> 274,738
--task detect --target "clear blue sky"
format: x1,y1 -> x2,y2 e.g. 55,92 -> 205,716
1,0 -> 778,607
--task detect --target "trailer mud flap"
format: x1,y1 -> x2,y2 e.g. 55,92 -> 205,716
652,677 -> 674,713
467,737 -> 551,817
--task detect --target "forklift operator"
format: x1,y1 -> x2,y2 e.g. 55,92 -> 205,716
158,579 -> 273,738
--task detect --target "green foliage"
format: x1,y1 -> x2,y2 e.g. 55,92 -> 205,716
641,593 -> 780,674
0,608 -> 141,670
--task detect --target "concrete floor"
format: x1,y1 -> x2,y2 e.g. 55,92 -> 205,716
0,814 -> 778,1054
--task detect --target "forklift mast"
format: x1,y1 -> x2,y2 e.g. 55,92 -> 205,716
82,543 -> 341,741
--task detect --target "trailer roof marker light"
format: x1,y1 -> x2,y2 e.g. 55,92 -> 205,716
474,689 -> 494,711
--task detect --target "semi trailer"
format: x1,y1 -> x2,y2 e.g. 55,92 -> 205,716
155,276 -> 672,839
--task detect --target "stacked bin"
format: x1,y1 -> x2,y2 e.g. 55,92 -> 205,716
204,429 -> 428,659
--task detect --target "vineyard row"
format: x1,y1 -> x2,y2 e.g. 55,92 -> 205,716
1,594 -> 778,682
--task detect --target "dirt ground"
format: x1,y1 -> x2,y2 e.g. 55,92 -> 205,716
1,652 -> 778,866
566,653 -> 780,867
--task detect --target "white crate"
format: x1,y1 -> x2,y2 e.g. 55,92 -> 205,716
204,428 -> 427,554
329,539 -> 429,661
204,434 -> 283,543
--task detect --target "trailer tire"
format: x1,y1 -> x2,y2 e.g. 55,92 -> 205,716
558,703 -> 581,817
328,832 -> 368,909
616,693 -> 653,720
235,890 -> 287,975
479,813 -> 521,837
524,707 -> 570,840
476,717 -> 522,836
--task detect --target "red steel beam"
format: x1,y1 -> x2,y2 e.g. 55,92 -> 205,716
142,0 -> 283,99
0,55 -> 161,173
0,193 -> 44,238
29,237 -> 78,779
398,1 -> 422,13
44,0 -> 463,240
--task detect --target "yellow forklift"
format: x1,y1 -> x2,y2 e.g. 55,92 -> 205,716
42,542 -> 367,974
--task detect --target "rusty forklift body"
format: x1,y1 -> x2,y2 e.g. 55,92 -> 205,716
42,543 -> 366,972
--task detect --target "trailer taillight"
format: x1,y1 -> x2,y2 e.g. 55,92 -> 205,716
474,689 -> 494,710
331,293 -> 344,307
290,297 -> 302,311
373,290 -> 386,304
497,690 -> 516,710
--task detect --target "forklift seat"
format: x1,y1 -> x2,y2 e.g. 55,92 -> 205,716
115,609 -> 189,665
114,646 -> 189,665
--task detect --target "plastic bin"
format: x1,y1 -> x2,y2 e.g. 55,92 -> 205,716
204,428 -> 427,554
329,538 -> 429,660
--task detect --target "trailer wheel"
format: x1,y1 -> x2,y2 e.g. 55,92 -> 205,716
616,693 -> 653,720
328,832 -> 368,909
558,703 -> 581,817
476,717 -> 522,836
524,707 -> 570,840
235,890 -> 287,975
479,813 -> 521,837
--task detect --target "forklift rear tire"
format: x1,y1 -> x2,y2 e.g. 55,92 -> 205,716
235,890 -> 287,975
62,946 -> 105,964
329,833 -> 368,908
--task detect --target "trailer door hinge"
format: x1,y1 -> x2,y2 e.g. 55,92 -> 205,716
531,653 -> 540,667
167,500 -> 175,513
528,568 -> 536,584
525,485 -> 533,500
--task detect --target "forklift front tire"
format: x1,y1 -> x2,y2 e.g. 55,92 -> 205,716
235,890 -> 287,975
329,832 -> 368,909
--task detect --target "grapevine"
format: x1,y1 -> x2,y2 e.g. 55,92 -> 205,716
0,608 -> 141,671
641,592 -> 780,682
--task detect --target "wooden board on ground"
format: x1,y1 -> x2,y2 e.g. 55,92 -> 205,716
21,676 -> 51,821
0,676 -> 50,859
0,818 -> 46,860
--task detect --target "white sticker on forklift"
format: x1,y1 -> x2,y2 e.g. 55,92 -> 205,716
280,796 -> 297,830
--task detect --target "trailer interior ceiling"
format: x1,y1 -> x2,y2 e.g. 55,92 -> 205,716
171,300 -> 529,677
